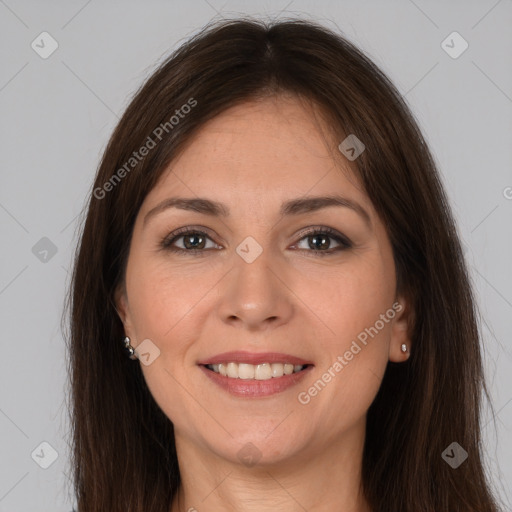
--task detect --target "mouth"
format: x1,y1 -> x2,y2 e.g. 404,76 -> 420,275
202,362 -> 312,380
197,351 -> 314,398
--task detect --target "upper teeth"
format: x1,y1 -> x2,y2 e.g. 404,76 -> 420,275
206,362 -> 305,380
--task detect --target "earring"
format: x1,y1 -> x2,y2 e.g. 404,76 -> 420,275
401,343 -> 408,353
123,336 -> 138,360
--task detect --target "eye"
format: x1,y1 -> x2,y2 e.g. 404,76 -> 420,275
160,227 -> 220,254
160,226 -> 351,256
292,227 -> 352,256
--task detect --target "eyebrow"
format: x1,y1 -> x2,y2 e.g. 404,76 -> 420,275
143,194 -> 372,228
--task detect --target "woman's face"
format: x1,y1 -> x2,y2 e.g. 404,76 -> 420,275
116,95 -> 410,467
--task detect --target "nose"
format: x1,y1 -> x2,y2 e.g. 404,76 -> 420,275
216,243 -> 294,332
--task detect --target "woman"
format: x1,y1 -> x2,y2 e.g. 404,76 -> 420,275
64,17 -> 504,511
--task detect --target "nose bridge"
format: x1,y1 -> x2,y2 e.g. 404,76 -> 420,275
217,234 -> 293,329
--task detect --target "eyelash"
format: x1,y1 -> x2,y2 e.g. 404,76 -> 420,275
160,226 -> 352,257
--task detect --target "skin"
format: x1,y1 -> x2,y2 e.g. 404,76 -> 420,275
115,95 -> 412,512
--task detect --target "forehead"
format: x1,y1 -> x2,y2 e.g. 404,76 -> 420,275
142,96 -> 371,216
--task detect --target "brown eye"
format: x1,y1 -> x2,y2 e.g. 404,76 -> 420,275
161,229 -> 219,253
306,233 -> 333,251
293,227 -> 351,256
160,226 -> 351,257
182,232 -> 206,249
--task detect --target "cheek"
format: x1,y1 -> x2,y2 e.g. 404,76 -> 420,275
126,260 -> 212,426
294,254 -> 394,407
297,253 -> 395,347
126,254 -> 217,341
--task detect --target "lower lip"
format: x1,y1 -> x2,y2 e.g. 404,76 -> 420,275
198,364 -> 314,398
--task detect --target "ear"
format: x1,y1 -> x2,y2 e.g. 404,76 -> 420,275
113,283 -> 136,340
388,295 -> 414,363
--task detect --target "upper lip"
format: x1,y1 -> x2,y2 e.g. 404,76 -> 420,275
197,351 -> 314,366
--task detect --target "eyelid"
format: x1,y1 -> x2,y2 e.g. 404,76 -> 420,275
160,225 -> 221,250
160,225 -> 352,254
292,225 -> 351,247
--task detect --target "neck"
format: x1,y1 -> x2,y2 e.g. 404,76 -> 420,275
170,420 -> 371,512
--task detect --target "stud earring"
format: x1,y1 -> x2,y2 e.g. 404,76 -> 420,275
401,343 -> 408,353
123,336 -> 138,360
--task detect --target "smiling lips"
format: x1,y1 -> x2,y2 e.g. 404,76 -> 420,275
206,362 -> 305,380
198,350 -> 313,366
197,351 -> 314,397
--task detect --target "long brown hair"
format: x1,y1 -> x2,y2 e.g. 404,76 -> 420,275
63,17 -> 504,511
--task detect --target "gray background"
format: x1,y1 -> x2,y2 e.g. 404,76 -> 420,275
1,0 -> 511,510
